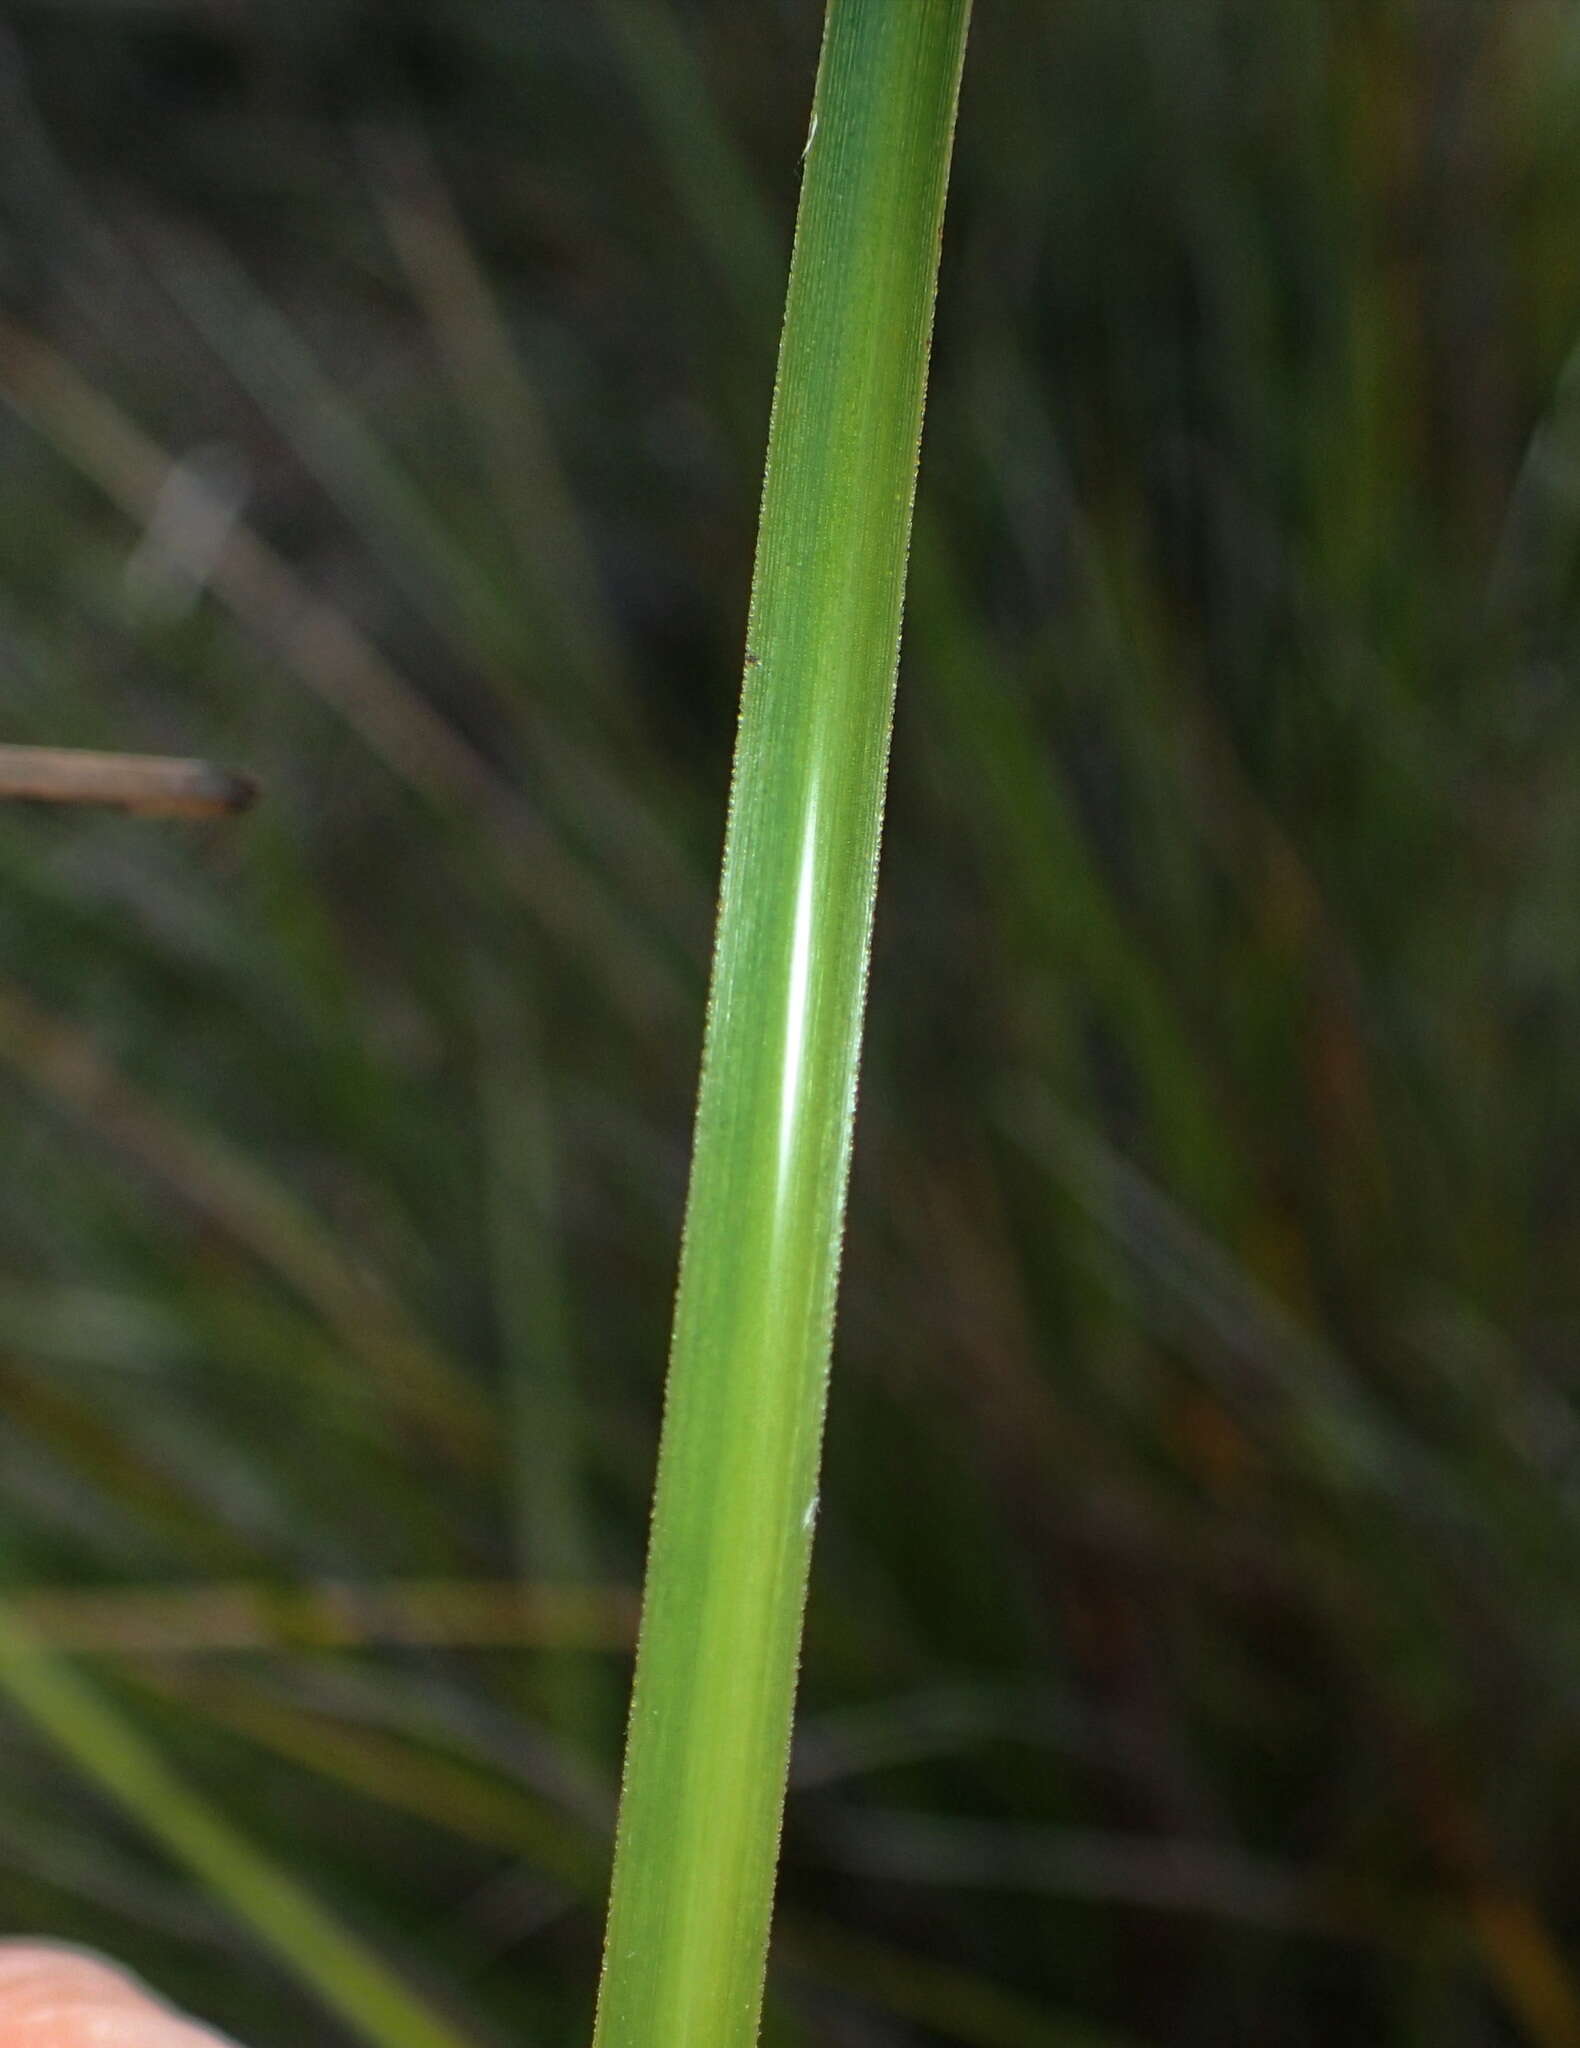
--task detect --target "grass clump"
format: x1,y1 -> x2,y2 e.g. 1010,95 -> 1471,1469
2,4 -> 1580,2047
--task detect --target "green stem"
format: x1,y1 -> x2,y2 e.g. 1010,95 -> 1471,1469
592,5 -> 973,2045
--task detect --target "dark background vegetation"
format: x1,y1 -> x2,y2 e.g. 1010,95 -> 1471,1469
2,0 -> 1580,2042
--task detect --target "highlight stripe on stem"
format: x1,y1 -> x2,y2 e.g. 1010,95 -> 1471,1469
592,4 -> 974,2045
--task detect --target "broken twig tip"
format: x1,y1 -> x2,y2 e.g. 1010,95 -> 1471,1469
0,746 -> 260,819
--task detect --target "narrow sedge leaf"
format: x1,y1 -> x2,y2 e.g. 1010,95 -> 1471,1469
593,5 -> 973,2046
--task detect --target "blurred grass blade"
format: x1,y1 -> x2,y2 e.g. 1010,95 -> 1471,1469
145,222 -> 524,672
596,0 -> 783,326
782,1920 -> 1148,2048
0,982 -> 490,1461
803,1809 -> 1355,1935
592,5 -> 973,2046
0,313 -> 676,1023
13,1578 -> 636,1656
0,1599 -> 475,2048
361,124 -> 636,711
140,223 -> 701,953
127,1662 -> 601,1890
474,979 -> 596,1587
1003,1082 -> 1413,1493
475,970 -> 619,1756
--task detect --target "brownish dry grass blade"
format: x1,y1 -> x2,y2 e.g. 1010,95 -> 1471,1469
12,1578 -> 637,1656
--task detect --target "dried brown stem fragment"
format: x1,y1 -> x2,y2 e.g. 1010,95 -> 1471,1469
0,746 -> 256,818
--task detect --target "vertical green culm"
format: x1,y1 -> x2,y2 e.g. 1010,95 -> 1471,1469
591,4 -> 973,2045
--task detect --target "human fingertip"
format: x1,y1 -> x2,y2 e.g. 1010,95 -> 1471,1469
0,1943 -> 233,2046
